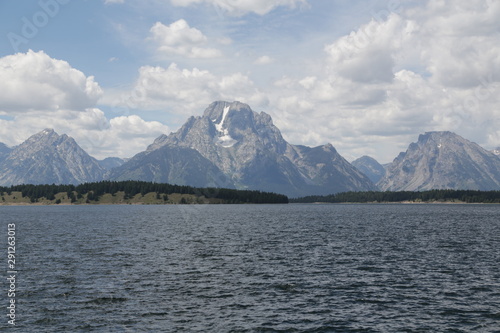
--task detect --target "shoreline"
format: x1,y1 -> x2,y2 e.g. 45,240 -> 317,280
299,201 -> 499,205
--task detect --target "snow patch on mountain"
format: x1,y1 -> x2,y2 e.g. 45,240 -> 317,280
213,104 -> 237,148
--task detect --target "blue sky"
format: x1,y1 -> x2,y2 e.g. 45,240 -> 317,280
1,0 -> 499,162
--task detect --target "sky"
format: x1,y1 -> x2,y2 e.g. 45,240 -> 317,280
0,0 -> 499,163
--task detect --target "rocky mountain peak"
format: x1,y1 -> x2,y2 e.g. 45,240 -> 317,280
322,143 -> 336,152
0,129 -> 105,186
378,131 -> 500,191
352,156 -> 386,184
417,131 -> 463,147
26,128 -> 58,142
203,101 -> 251,119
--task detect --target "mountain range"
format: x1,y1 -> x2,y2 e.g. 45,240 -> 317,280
1,101 -> 500,196
109,101 -> 375,196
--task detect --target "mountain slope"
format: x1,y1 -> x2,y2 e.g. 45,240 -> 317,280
108,145 -> 234,188
112,101 -> 375,196
0,129 -> 106,186
352,156 -> 386,184
378,131 -> 500,191
0,143 -> 12,163
285,144 -> 377,195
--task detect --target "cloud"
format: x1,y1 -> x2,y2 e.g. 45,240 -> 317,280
414,0 -> 500,88
169,0 -> 308,16
254,55 -> 274,65
324,14 -> 414,84
104,0 -> 125,4
103,63 -> 268,116
0,50 -> 102,113
150,20 -> 222,59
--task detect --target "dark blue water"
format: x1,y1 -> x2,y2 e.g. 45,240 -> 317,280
1,204 -> 499,332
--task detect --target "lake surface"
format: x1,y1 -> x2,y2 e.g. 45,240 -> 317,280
1,204 -> 499,332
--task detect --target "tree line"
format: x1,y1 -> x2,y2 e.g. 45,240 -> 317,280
0,181 -> 289,204
291,190 -> 500,204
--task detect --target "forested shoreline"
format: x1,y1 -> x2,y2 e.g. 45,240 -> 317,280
291,190 -> 500,204
3,183 -> 500,205
0,181 -> 289,205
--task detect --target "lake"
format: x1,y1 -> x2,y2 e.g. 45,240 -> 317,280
1,204 -> 499,332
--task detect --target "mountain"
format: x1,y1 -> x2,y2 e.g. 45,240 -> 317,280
352,156 -> 386,184
284,144 -> 377,195
111,101 -> 376,197
378,131 -> 500,191
98,157 -> 125,171
0,143 -> 12,162
0,129 -> 106,186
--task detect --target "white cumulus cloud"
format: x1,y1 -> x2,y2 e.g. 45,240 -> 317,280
254,55 -> 274,65
105,63 -> 268,116
0,50 -> 102,113
150,20 -> 222,59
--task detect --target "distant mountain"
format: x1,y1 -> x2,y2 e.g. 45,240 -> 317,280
98,157 -> 125,171
352,156 -> 386,184
378,131 -> 500,191
0,143 -> 12,162
0,129 -> 106,186
111,101 -> 376,197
